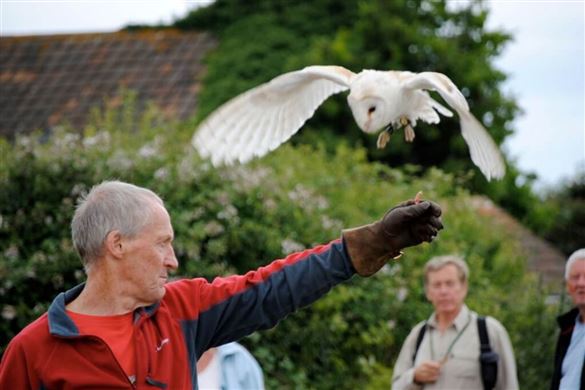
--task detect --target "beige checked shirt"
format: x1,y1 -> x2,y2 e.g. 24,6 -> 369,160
392,305 -> 519,390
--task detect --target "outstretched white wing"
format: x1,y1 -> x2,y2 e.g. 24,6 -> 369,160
192,65 -> 354,166
402,72 -> 505,180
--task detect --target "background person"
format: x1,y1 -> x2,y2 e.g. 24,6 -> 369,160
197,342 -> 264,390
392,255 -> 518,390
551,248 -> 585,390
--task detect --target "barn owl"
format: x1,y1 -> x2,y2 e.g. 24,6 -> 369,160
192,65 -> 505,180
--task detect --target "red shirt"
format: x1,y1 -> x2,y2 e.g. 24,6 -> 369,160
66,310 -> 136,379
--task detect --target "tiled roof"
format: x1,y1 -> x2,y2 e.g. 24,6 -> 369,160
470,196 -> 567,293
0,30 -> 217,138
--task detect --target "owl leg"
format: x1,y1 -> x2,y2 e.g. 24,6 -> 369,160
404,124 -> 415,142
377,124 -> 394,149
399,117 -> 416,143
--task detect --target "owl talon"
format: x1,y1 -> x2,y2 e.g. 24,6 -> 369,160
404,125 -> 415,142
377,130 -> 391,149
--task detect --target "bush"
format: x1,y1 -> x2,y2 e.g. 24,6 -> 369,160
0,98 -> 555,388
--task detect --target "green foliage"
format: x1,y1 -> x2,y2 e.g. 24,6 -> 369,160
539,170 -> 585,256
1,95 -> 555,388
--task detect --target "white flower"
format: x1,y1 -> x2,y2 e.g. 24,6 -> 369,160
321,215 -> 342,231
288,184 -> 330,211
191,207 -> 205,219
216,191 -> 231,206
82,131 -> 111,148
52,132 -> 80,153
4,245 -> 18,259
70,183 -> 88,198
1,305 -> 16,320
154,167 -> 169,180
263,198 -> 277,211
204,221 -> 224,237
217,205 -> 238,221
221,166 -> 273,192
17,135 -> 32,149
397,287 -> 408,302
281,238 -> 305,255
139,144 -> 157,158
107,150 -> 133,171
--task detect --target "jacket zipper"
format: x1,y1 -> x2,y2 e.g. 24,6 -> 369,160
78,335 -> 137,389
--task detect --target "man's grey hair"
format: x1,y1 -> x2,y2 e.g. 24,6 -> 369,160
424,255 -> 469,286
71,180 -> 164,270
565,248 -> 585,280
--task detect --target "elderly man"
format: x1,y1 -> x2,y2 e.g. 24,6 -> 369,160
0,180 -> 442,389
392,255 -> 518,390
551,248 -> 585,390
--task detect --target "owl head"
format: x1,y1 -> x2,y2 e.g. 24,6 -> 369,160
347,70 -> 397,134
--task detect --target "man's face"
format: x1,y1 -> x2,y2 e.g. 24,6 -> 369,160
567,259 -> 585,310
425,264 -> 468,317
120,203 -> 178,305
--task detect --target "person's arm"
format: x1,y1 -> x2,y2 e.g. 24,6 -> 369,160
392,323 -> 425,390
165,200 -> 442,356
166,239 -> 355,356
487,317 -> 519,390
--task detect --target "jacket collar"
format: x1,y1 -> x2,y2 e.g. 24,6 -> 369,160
47,283 -> 161,337
557,307 -> 581,330
428,304 -> 470,331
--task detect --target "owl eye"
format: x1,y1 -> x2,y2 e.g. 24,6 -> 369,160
368,106 -> 376,114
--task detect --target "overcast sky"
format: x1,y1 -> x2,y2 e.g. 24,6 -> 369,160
1,0 -> 583,191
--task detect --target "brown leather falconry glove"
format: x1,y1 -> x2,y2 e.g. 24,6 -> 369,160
342,199 -> 443,276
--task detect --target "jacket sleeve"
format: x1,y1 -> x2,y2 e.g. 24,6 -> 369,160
487,317 -> 519,390
391,322 -> 425,390
163,239 -> 355,357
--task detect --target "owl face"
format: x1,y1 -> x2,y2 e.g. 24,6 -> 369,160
347,94 -> 387,134
347,71 -> 400,134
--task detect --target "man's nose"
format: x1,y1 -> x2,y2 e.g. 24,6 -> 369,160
165,247 -> 179,270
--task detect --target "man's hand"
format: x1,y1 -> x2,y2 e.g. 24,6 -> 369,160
342,197 -> 443,276
382,200 -> 443,250
414,360 -> 442,384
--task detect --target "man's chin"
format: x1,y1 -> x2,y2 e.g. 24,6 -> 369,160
148,287 -> 166,303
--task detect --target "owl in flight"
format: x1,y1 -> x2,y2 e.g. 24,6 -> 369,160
192,65 -> 505,181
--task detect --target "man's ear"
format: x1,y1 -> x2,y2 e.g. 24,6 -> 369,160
104,230 -> 124,259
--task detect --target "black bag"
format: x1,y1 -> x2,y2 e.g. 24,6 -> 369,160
478,316 -> 499,390
412,316 -> 499,390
